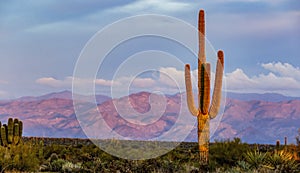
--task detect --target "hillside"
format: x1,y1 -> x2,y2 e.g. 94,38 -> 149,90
0,91 -> 299,144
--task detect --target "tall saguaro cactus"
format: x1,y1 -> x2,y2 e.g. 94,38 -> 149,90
184,9 -> 224,165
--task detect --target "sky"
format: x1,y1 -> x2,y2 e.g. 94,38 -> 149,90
0,0 -> 299,99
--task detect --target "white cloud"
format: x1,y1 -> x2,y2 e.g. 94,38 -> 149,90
107,0 -> 194,14
226,69 -> 256,90
225,62 -> 300,96
36,76 -> 114,88
159,67 -> 186,88
94,79 -> 114,87
36,62 -> 300,97
261,62 -> 300,81
131,78 -> 156,88
36,77 -> 72,88
214,0 -> 286,5
127,62 -> 300,97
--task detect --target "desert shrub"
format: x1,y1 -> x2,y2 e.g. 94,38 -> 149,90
265,150 -> 299,172
62,161 -> 82,172
209,138 -> 250,170
295,128 -> 300,159
241,149 -> 300,173
0,142 -> 40,172
43,144 -> 66,159
40,156 -> 82,172
243,150 -> 267,170
50,158 -> 66,172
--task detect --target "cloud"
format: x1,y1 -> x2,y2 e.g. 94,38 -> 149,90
36,76 -> 114,88
226,62 -> 300,96
214,0 -> 286,5
104,67 -> 198,96
36,62 -> 300,97
226,69 -> 256,90
261,62 -> 300,81
115,62 -> 300,97
159,67 -> 186,88
23,0 -> 197,34
36,77 -> 73,88
107,0 -> 195,14
131,78 -> 156,88
94,79 -> 114,86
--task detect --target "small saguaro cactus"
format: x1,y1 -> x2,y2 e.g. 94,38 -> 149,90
0,118 -> 23,147
284,136 -> 287,146
184,9 -> 224,166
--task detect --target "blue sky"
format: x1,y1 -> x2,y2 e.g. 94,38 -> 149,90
0,0 -> 299,99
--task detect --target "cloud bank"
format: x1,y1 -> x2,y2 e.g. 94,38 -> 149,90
36,62 -> 300,97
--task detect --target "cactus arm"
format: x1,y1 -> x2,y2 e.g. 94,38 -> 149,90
7,118 -> 13,143
185,64 -> 199,116
19,120 -> 23,137
209,50 -> 224,119
13,123 -> 20,145
201,63 -> 211,114
1,125 -> 8,147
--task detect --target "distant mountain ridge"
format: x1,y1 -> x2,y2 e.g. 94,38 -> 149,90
226,92 -> 300,102
0,91 -> 299,144
17,90 -> 110,104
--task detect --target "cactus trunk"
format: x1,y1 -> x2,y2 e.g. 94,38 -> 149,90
198,114 -> 210,165
184,9 -> 224,166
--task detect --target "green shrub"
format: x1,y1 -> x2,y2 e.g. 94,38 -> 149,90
209,138 -> 250,170
265,150 -> 299,172
0,142 -> 40,172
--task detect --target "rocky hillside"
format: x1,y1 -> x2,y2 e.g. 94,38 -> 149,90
0,91 -> 299,144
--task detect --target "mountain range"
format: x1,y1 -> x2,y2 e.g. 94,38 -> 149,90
0,90 -> 299,144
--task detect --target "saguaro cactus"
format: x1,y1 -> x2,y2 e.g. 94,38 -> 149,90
184,9 -> 224,165
0,118 -> 23,147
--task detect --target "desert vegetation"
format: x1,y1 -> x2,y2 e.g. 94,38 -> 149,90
0,137 -> 299,172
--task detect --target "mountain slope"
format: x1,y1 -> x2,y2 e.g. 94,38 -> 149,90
213,99 -> 300,144
226,92 -> 300,102
0,91 -> 299,144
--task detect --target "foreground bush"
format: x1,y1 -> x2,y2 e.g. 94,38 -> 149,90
0,142 -> 40,172
209,138 -> 250,170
